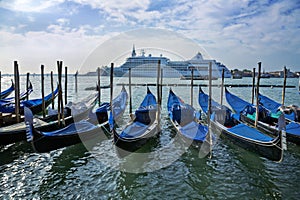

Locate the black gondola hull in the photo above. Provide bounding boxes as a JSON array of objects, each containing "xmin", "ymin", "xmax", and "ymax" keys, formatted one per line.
[
  {"xmin": 240, "ymin": 114, "xmax": 300, "ymax": 145},
  {"xmin": 0, "ymin": 115, "xmax": 75, "ymax": 145},
  {"xmin": 31, "ymin": 123, "xmax": 109, "ymax": 153},
  {"xmin": 113, "ymin": 121, "xmax": 160, "ymax": 157},
  {"xmin": 0, "ymin": 104, "xmax": 95, "ymax": 145},
  {"xmin": 210, "ymin": 120, "xmax": 283, "ymax": 162},
  {"xmin": 0, "ymin": 129, "xmax": 25, "ymax": 145},
  {"xmin": 25, "ymin": 97, "xmax": 54, "ymax": 115}
]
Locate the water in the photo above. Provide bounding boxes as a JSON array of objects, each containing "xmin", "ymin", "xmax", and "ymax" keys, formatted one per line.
[{"xmin": 1, "ymin": 76, "xmax": 300, "ymax": 199}]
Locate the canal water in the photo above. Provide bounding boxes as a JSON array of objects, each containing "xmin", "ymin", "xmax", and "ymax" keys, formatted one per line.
[{"xmin": 0, "ymin": 75, "xmax": 299, "ymax": 199}]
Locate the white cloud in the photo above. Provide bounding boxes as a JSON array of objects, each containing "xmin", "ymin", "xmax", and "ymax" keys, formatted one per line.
[
  {"xmin": 79, "ymin": 28, "xmax": 208, "ymax": 74},
  {"xmin": 0, "ymin": 0, "xmax": 65, "ymax": 12},
  {"xmin": 71, "ymin": 0, "xmax": 151, "ymax": 23},
  {"xmin": 169, "ymin": 0, "xmax": 300, "ymax": 69},
  {"xmin": 0, "ymin": 25, "xmax": 111, "ymax": 74},
  {"xmin": 73, "ymin": 0, "xmax": 149, "ymax": 11},
  {"xmin": 57, "ymin": 18, "xmax": 70, "ymax": 25}
]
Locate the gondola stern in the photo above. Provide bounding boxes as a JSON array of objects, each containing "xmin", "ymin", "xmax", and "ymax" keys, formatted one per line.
[
  {"xmin": 24, "ymin": 106, "xmax": 34, "ymax": 142},
  {"xmin": 146, "ymin": 86, "xmax": 151, "ymax": 94},
  {"xmin": 198, "ymin": 86, "xmax": 204, "ymax": 94},
  {"xmin": 224, "ymin": 87, "xmax": 229, "ymax": 93},
  {"xmin": 277, "ymin": 130, "xmax": 286, "ymax": 162}
]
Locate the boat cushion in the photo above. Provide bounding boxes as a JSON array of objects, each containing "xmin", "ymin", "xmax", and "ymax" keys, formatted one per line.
[
  {"xmin": 171, "ymin": 104, "xmax": 195, "ymax": 126},
  {"xmin": 119, "ymin": 121, "xmax": 149, "ymax": 138},
  {"xmin": 179, "ymin": 121, "xmax": 208, "ymax": 142},
  {"xmin": 228, "ymin": 123, "xmax": 273, "ymax": 142},
  {"xmin": 171, "ymin": 104, "xmax": 181, "ymax": 123},
  {"xmin": 242, "ymin": 105, "xmax": 256, "ymax": 115},
  {"xmin": 286, "ymin": 122, "xmax": 300, "ymax": 136},
  {"xmin": 96, "ymin": 103, "xmax": 109, "ymax": 123},
  {"xmin": 135, "ymin": 106, "xmax": 156, "ymax": 125},
  {"xmin": 43, "ymin": 120, "xmax": 97, "ymax": 136},
  {"xmin": 270, "ymin": 111, "xmax": 282, "ymax": 119}
]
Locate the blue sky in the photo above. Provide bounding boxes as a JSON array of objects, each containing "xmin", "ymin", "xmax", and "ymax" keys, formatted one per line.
[{"xmin": 0, "ymin": 0, "xmax": 299, "ymax": 74}]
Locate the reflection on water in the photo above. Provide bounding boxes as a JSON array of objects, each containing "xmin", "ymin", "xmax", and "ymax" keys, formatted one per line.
[{"xmin": 0, "ymin": 76, "xmax": 300, "ymax": 199}]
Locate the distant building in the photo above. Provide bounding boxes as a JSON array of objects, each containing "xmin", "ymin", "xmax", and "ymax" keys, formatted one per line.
[
  {"xmin": 83, "ymin": 67, "xmax": 109, "ymax": 76},
  {"xmin": 279, "ymin": 68, "xmax": 298, "ymax": 78}
]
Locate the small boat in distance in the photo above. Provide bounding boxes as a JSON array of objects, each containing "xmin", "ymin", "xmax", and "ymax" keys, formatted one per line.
[
  {"xmin": 261, "ymin": 73, "xmax": 271, "ymax": 78},
  {"xmin": 232, "ymin": 73, "xmax": 243, "ymax": 79},
  {"xmin": 180, "ymin": 75, "xmax": 218, "ymax": 80}
]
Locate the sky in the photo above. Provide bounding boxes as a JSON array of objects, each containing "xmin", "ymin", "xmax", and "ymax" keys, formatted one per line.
[{"xmin": 0, "ymin": 0, "xmax": 299, "ymax": 74}]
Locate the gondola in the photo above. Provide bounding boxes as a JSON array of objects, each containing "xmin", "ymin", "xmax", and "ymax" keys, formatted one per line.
[
  {"xmin": 0, "ymin": 86, "xmax": 58, "ymax": 114},
  {"xmin": 0, "ymin": 81, "xmax": 14, "ymax": 99},
  {"xmin": 0, "ymin": 82, "xmax": 33, "ymax": 105},
  {"xmin": 25, "ymin": 87, "xmax": 128, "ymax": 153},
  {"xmin": 258, "ymin": 92, "xmax": 298, "ymax": 122},
  {"xmin": 167, "ymin": 89, "xmax": 209, "ymax": 147},
  {"xmin": 225, "ymin": 88, "xmax": 300, "ymax": 145},
  {"xmin": 108, "ymin": 86, "xmax": 128, "ymax": 123},
  {"xmin": 25, "ymin": 108, "xmax": 108, "ymax": 153},
  {"xmin": 199, "ymin": 87, "xmax": 284, "ymax": 162},
  {"xmin": 0, "ymin": 92, "xmax": 98, "ymax": 145},
  {"xmin": 113, "ymin": 87, "xmax": 160, "ymax": 155}
]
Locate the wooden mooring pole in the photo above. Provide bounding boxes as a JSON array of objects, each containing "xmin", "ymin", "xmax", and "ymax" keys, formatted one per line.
[
  {"xmin": 157, "ymin": 60, "xmax": 161, "ymax": 106},
  {"xmin": 57, "ymin": 61, "xmax": 64, "ymax": 126},
  {"xmin": 65, "ymin": 66, "xmax": 68, "ymax": 105},
  {"xmin": 208, "ymin": 62, "xmax": 213, "ymax": 158},
  {"xmin": 220, "ymin": 69, "xmax": 225, "ymax": 105},
  {"xmin": 156, "ymin": 60, "xmax": 161, "ymax": 123},
  {"xmin": 251, "ymin": 67, "xmax": 256, "ymax": 105},
  {"xmin": 255, "ymin": 62, "xmax": 261, "ymax": 127},
  {"xmin": 97, "ymin": 67, "xmax": 101, "ymax": 106},
  {"xmin": 57, "ymin": 63, "xmax": 61, "ymax": 126},
  {"xmin": 110, "ymin": 63, "xmax": 114, "ymax": 128},
  {"xmin": 160, "ymin": 68, "xmax": 163, "ymax": 107},
  {"xmin": 128, "ymin": 68, "xmax": 132, "ymax": 116},
  {"xmin": 14, "ymin": 61, "xmax": 20, "ymax": 122},
  {"xmin": 50, "ymin": 71, "xmax": 54, "ymax": 109},
  {"xmin": 75, "ymin": 70, "xmax": 78, "ymax": 93},
  {"xmin": 190, "ymin": 68, "xmax": 194, "ymax": 107},
  {"xmin": 26, "ymin": 72, "xmax": 30, "ymax": 100},
  {"xmin": 41, "ymin": 65, "xmax": 45, "ymax": 118},
  {"xmin": 281, "ymin": 66, "xmax": 287, "ymax": 105},
  {"xmin": 60, "ymin": 65, "xmax": 65, "ymax": 125}
]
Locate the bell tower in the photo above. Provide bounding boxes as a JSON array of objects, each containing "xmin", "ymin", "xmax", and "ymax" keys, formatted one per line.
[{"xmin": 132, "ymin": 44, "xmax": 136, "ymax": 57}]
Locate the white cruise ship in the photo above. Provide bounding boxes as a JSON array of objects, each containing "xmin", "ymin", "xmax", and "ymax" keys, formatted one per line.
[{"xmin": 113, "ymin": 46, "xmax": 232, "ymax": 78}]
